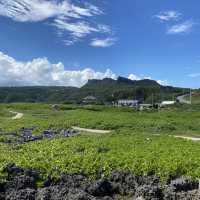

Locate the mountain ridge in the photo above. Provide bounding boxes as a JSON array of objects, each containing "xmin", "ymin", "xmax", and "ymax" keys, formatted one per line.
[
  {"xmin": 0, "ymin": 76, "xmax": 188, "ymax": 103},
  {"xmin": 85, "ymin": 77, "xmax": 161, "ymax": 86}
]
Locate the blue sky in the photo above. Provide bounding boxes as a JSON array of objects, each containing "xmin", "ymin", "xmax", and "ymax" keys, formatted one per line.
[{"xmin": 0, "ymin": 0, "xmax": 199, "ymax": 88}]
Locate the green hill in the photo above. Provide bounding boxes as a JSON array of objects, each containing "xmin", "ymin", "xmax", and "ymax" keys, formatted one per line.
[
  {"xmin": 0, "ymin": 77, "xmax": 188, "ymax": 103},
  {"xmin": 0, "ymin": 86, "xmax": 78, "ymax": 103},
  {"xmin": 78, "ymin": 77, "xmax": 187, "ymax": 103}
]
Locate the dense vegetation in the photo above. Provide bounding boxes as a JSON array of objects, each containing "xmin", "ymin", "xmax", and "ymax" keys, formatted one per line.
[
  {"xmin": 0, "ymin": 77, "xmax": 188, "ymax": 103},
  {"xmin": 2, "ymin": 133, "xmax": 200, "ymax": 182},
  {"xmin": 0, "ymin": 103, "xmax": 200, "ymax": 135},
  {"xmin": 0, "ymin": 86, "xmax": 78, "ymax": 103},
  {"xmin": 0, "ymin": 103, "xmax": 200, "ymax": 183}
]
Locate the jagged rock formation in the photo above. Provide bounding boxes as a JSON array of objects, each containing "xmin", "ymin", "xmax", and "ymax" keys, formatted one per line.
[{"xmin": 0, "ymin": 164, "xmax": 199, "ymax": 200}]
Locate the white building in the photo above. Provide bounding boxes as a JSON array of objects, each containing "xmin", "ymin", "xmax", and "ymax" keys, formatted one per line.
[
  {"xmin": 82, "ymin": 96, "xmax": 97, "ymax": 104},
  {"xmin": 117, "ymin": 100, "xmax": 139, "ymax": 107},
  {"xmin": 161, "ymin": 101, "xmax": 175, "ymax": 106}
]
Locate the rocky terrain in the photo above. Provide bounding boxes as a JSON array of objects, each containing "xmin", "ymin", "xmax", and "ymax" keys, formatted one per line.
[
  {"xmin": 0, "ymin": 163, "xmax": 199, "ymax": 200},
  {"xmin": 1, "ymin": 127, "xmax": 79, "ymax": 144}
]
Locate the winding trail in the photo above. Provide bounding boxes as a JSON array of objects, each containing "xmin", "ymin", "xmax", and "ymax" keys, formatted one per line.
[
  {"xmin": 71, "ymin": 127, "xmax": 200, "ymax": 141},
  {"xmin": 153, "ymin": 134, "xmax": 200, "ymax": 142},
  {"xmin": 177, "ymin": 93, "xmax": 191, "ymax": 104},
  {"xmin": 72, "ymin": 126, "xmax": 111, "ymax": 134},
  {"xmin": 174, "ymin": 135, "xmax": 200, "ymax": 142},
  {"xmin": 9, "ymin": 111, "xmax": 24, "ymax": 120},
  {"xmin": 7, "ymin": 111, "xmax": 200, "ymax": 141}
]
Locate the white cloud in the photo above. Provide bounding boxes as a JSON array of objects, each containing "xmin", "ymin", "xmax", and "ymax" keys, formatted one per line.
[
  {"xmin": 128, "ymin": 74, "xmax": 168, "ymax": 86},
  {"xmin": 53, "ymin": 20, "xmax": 97, "ymax": 38},
  {"xmin": 0, "ymin": 0, "xmax": 101, "ymax": 22},
  {"xmin": 63, "ymin": 39, "xmax": 77, "ymax": 46},
  {"xmin": 143, "ymin": 76, "xmax": 152, "ymax": 80},
  {"xmin": 90, "ymin": 38, "xmax": 117, "ymax": 47},
  {"xmin": 154, "ymin": 10, "xmax": 182, "ymax": 21},
  {"xmin": 53, "ymin": 20, "xmax": 111, "ymax": 39},
  {"xmin": 157, "ymin": 80, "xmax": 169, "ymax": 86},
  {"xmin": 0, "ymin": 0, "xmax": 113, "ymax": 45},
  {"xmin": 188, "ymin": 73, "xmax": 200, "ymax": 78},
  {"xmin": 167, "ymin": 20, "xmax": 195, "ymax": 34},
  {"xmin": 0, "ymin": 52, "xmax": 169, "ymax": 87},
  {"xmin": 0, "ymin": 52, "xmax": 117, "ymax": 87},
  {"xmin": 97, "ymin": 25, "xmax": 112, "ymax": 34},
  {"xmin": 128, "ymin": 74, "xmax": 141, "ymax": 81}
]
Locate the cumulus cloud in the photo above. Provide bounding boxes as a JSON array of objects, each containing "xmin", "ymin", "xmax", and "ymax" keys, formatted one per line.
[
  {"xmin": 0, "ymin": 52, "xmax": 169, "ymax": 87},
  {"xmin": 0, "ymin": 52, "xmax": 117, "ymax": 87},
  {"xmin": 157, "ymin": 80, "xmax": 169, "ymax": 86},
  {"xmin": 128, "ymin": 74, "xmax": 168, "ymax": 86},
  {"xmin": 154, "ymin": 10, "xmax": 182, "ymax": 22},
  {"xmin": 128, "ymin": 74, "xmax": 141, "ymax": 81},
  {"xmin": 0, "ymin": 0, "xmax": 114, "ymax": 45},
  {"xmin": 90, "ymin": 37, "xmax": 117, "ymax": 47},
  {"xmin": 167, "ymin": 20, "xmax": 195, "ymax": 34}
]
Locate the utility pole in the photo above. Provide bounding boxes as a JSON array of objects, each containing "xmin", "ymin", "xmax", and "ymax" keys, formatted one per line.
[
  {"xmin": 190, "ymin": 89, "xmax": 192, "ymax": 104},
  {"xmin": 134, "ymin": 90, "xmax": 136, "ymax": 101},
  {"xmin": 152, "ymin": 93, "xmax": 154, "ymax": 105}
]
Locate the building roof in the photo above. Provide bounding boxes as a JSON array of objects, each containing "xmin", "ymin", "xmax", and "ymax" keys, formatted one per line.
[
  {"xmin": 161, "ymin": 101, "xmax": 175, "ymax": 105},
  {"xmin": 83, "ymin": 96, "xmax": 97, "ymax": 100},
  {"xmin": 118, "ymin": 100, "xmax": 139, "ymax": 103}
]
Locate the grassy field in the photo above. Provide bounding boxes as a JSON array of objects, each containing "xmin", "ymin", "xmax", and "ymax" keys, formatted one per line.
[{"xmin": 0, "ymin": 103, "xmax": 200, "ymax": 183}]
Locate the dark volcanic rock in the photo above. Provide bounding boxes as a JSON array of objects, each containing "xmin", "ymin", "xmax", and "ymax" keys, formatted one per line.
[
  {"xmin": 59, "ymin": 173, "xmax": 89, "ymax": 189},
  {"xmin": 137, "ymin": 175, "xmax": 160, "ymax": 186},
  {"xmin": 66, "ymin": 188, "xmax": 96, "ymax": 200},
  {"xmin": 0, "ymin": 182, "xmax": 5, "ymax": 193},
  {"xmin": 108, "ymin": 171, "xmax": 137, "ymax": 196},
  {"xmin": 163, "ymin": 186, "xmax": 199, "ymax": 200},
  {"xmin": 3, "ymin": 163, "xmax": 24, "ymax": 177},
  {"xmin": 1, "ymin": 164, "xmax": 200, "ymax": 200},
  {"xmin": 0, "ymin": 182, "xmax": 5, "ymax": 200},
  {"xmin": 3, "ymin": 163, "xmax": 38, "ymax": 200},
  {"xmin": 5, "ymin": 188, "xmax": 36, "ymax": 200},
  {"xmin": 6, "ymin": 173, "xmax": 37, "ymax": 191},
  {"xmin": 2, "ymin": 128, "xmax": 80, "ymax": 144},
  {"xmin": 170, "ymin": 177, "xmax": 199, "ymax": 192},
  {"xmin": 86, "ymin": 178, "xmax": 113, "ymax": 197},
  {"xmin": 36, "ymin": 186, "xmax": 97, "ymax": 200},
  {"xmin": 4, "ymin": 163, "xmax": 37, "ymax": 181},
  {"xmin": 36, "ymin": 186, "xmax": 68, "ymax": 200},
  {"xmin": 135, "ymin": 184, "xmax": 164, "ymax": 200},
  {"xmin": 134, "ymin": 174, "xmax": 163, "ymax": 199}
]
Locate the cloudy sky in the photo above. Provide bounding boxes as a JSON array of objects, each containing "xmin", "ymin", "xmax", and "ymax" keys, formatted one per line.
[{"xmin": 0, "ymin": 0, "xmax": 199, "ymax": 88}]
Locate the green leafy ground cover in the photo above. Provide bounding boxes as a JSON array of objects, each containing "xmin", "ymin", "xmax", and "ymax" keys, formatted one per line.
[{"xmin": 0, "ymin": 103, "xmax": 200, "ymax": 183}]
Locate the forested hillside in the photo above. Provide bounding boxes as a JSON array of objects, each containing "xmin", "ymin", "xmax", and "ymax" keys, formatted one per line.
[{"xmin": 0, "ymin": 77, "xmax": 188, "ymax": 103}]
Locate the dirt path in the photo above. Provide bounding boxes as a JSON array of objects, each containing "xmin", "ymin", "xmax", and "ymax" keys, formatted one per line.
[
  {"xmin": 72, "ymin": 126, "xmax": 111, "ymax": 134},
  {"xmin": 174, "ymin": 135, "xmax": 200, "ymax": 142},
  {"xmin": 154, "ymin": 134, "xmax": 200, "ymax": 142},
  {"xmin": 177, "ymin": 93, "xmax": 191, "ymax": 104},
  {"xmin": 153, "ymin": 134, "xmax": 200, "ymax": 142},
  {"xmin": 9, "ymin": 111, "xmax": 24, "ymax": 120}
]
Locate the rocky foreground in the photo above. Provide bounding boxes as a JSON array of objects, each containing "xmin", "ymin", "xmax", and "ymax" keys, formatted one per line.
[
  {"xmin": 0, "ymin": 164, "xmax": 199, "ymax": 200},
  {"xmin": 2, "ymin": 127, "xmax": 79, "ymax": 144}
]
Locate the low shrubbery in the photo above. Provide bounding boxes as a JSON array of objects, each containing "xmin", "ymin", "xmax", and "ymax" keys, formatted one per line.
[{"xmin": 0, "ymin": 103, "xmax": 200, "ymax": 183}]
